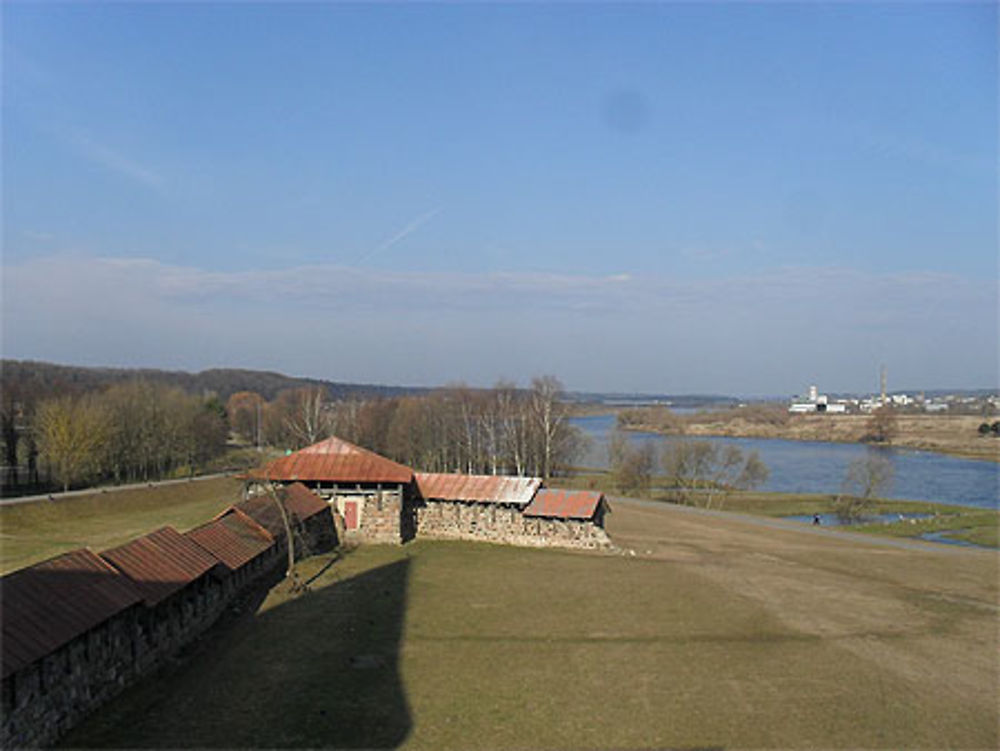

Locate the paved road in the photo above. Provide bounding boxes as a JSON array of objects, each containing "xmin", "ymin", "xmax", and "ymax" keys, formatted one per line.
[
  {"xmin": 607, "ymin": 494, "xmax": 990, "ymax": 555},
  {"xmin": 0, "ymin": 472, "xmax": 237, "ymax": 506}
]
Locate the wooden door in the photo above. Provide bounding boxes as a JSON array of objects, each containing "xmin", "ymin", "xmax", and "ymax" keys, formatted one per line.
[{"xmin": 344, "ymin": 500, "xmax": 359, "ymax": 530}]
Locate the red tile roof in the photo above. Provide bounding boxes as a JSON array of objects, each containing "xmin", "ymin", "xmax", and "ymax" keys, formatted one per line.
[
  {"xmin": 523, "ymin": 489, "xmax": 607, "ymax": 520},
  {"xmin": 415, "ymin": 473, "xmax": 541, "ymax": 505},
  {"xmin": 186, "ymin": 511, "xmax": 274, "ymax": 572},
  {"xmin": 2, "ymin": 549, "xmax": 143, "ymax": 679},
  {"xmin": 282, "ymin": 482, "xmax": 330, "ymax": 521},
  {"xmin": 250, "ymin": 436, "xmax": 413, "ymax": 485},
  {"xmin": 100, "ymin": 527, "xmax": 221, "ymax": 606}
]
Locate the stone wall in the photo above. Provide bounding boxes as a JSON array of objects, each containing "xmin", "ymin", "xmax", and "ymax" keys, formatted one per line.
[
  {"xmin": 1, "ymin": 540, "xmax": 286, "ymax": 747},
  {"xmin": 2, "ymin": 606, "xmax": 141, "ymax": 749},
  {"xmin": 326, "ymin": 486, "xmax": 411, "ymax": 544},
  {"xmin": 295, "ymin": 511, "xmax": 338, "ymax": 556},
  {"xmin": 414, "ymin": 500, "xmax": 611, "ymax": 550}
]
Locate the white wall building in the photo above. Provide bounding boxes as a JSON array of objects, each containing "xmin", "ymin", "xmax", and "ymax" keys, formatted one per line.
[{"xmin": 789, "ymin": 385, "xmax": 847, "ymax": 414}]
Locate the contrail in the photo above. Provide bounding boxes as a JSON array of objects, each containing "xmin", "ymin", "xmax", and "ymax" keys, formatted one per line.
[{"xmin": 354, "ymin": 206, "xmax": 443, "ymax": 265}]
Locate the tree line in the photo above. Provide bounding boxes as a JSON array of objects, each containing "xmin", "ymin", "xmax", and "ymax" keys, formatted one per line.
[
  {"xmin": 1, "ymin": 359, "xmax": 426, "ymax": 402},
  {"xmin": 607, "ymin": 428, "xmax": 769, "ymax": 509},
  {"xmin": 227, "ymin": 376, "xmax": 585, "ymax": 479},
  {"xmin": 1, "ymin": 371, "xmax": 585, "ymax": 494},
  {"xmin": 10, "ymin": 381, "xmax": 229, "ymax": 492}
]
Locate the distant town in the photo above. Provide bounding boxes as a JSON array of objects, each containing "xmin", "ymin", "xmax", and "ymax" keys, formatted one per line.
[
  {"xmin": 786, "ymin": 385, "xmax": 1000, "ymax": 415},
  {"xmin": 572, "ymin": 387, "xmax": 999, "ymax": 416}
]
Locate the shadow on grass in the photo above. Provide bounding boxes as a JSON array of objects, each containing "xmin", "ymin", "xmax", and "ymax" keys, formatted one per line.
[{"xmin": 61, "ymin": 557, "xmax": 412, "ymax": 749}]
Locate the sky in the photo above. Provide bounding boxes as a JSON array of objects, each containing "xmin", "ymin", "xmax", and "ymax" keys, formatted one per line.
[{"xmin": 2, "ymin": 2, "xmax": 997, "ymax": 396}]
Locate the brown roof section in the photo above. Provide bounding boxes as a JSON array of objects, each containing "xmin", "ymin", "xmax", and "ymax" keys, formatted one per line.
[
  {"xmin": 234, "ymin": 494, "xmax": 288, "ymax": 541},
  {"xmin": 523, "ymin": 489, "xmax": 608, "ymax": 520},
  {"xmin": 2, "ymin": 549, "xmax": 143, "ymax": 679},
  {"xmin": 415, "ymin": 473, "xmax": 541, "ymax": 505},
  {"xmin": 232, "ymin": 483, "xmax": 329, "ymax": 541},
  {"xmin": 186, "ymin": 510, "xmax": 274, "ymax": 572},
  {"xmin": 100, "ymin": 527, "xmax": 221, "ymax": 607},
  {"xmin": 250, "ymin": 436, "xmax": 413, "ymax": 485},
  {"xmin": 282, "ymin": 482, "xmax": 329, "ymax": 521}
]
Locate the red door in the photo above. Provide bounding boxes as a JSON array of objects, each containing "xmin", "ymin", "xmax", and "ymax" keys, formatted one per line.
[{"xmin": 344, "ymin": 500, "xmax": 358, "ymax": 531}]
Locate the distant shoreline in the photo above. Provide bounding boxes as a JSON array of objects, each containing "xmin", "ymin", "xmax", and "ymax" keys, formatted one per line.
[{"xmin": 617, "ymin": 413, "xmax": 999, "ymax": 464}]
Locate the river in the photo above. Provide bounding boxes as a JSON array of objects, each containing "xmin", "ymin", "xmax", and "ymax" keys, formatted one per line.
[{"xmin": 570, "ymin": 415, "xmax": 999, "ymax": 510}]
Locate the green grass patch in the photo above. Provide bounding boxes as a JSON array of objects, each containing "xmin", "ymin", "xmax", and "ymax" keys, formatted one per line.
[
  {"xmin": 850, "ymin": 509, "xmax": 999, "ymax": 548},
  {"xmin": 0, "ymin": 476, "xmax": 244, "ymax": 573}
]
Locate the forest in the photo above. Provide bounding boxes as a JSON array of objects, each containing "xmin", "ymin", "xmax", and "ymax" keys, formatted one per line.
[{"xmin": 1, "ymin": 362, "xmax": 582, "ymax": 494}]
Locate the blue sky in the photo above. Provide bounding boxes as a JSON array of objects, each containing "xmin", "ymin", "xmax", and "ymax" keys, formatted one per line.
[{"xmin": 3, "ymin": 3, "xmax": 996, "ymax": 395}]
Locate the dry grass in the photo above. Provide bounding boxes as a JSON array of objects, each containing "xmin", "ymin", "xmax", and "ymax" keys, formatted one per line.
[
  {"xmin": 626, "ymin": 410, "xmax": 1000, "ymax": 462},
  {"xmin": 0, "ymin": 477, "xmax": 244, "ymax": 573},
  {"xmin": 62, "ymin": 500, "xmax": 998, "ymax": 750}
]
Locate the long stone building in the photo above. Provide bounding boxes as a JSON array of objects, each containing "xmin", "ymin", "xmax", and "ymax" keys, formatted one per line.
[{"xmin": 246, "ymin": 436, "xmax": 611, "ymax": 549}]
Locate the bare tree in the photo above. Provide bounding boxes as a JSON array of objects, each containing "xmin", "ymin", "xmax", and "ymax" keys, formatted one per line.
[
  {"xmin": 529, "ymin": 375, "xmax": 568, "ymax": 479},
  {"xmin": 276, "ymin": 387, "xmax": 331, "ymax": 448},
  {"xmin": 609, "ymin": 430, "xmax": 657, "ymax": 495},
  {"xmin": 262, "ymin": 478, "xmax": 304, "ymax": 592},
  {"xmin": 35, "ymin": 395, "xmax": 109, "ymax": 492},
  {"xmin": 495, "ymin": 380, "xmax": 526, "ymax": 475},
  {"xmin": 834, "ymin": 452, "xmax": 895, "ymax": 520},
  {"xmin": 227, "ymin": 391, "xmax": 266, "ymax": 446},
  {"xmin": 662, "ymin": 439, "xmax": 769, "ymax": 508},
  {"xmin": 864, "ymin": 406, "xmax": 898, "ymax": 444}
]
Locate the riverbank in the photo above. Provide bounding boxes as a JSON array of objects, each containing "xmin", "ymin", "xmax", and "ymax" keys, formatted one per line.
[
  {"xmin": 557, "ymin": 472, "xmax": 998, "ymax": 548},
  {"xmin": 618, "ymin": 410, "xmax": 999, "ymax": 463}
]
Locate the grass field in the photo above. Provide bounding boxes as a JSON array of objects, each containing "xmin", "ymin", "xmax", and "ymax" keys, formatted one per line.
[
  {"xmin": 0, "ymin": 476, "xmax": 244, "ymax": 573},
  {"xmin": 60, "ymin": 499, "xmax": 998, "ymax": 750}
]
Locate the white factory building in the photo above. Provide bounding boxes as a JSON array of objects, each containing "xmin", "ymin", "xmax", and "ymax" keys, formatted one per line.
[{"xmin": 789, "ymin": 385, "xmax": 848, "ymax": 414}]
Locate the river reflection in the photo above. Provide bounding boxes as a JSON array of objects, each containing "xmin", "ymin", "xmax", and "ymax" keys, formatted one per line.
[{"xmin": 570, "ymin": 415, "xmax": 999, "ymax": 510}]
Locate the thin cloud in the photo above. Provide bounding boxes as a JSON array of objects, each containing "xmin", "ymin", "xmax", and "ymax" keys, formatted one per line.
[
  {"xmin": 70, "ymin": 132, "xmax": 164, "ymax": 190},
  {"xmin": 354, "ymin": 207, "xmax": 443, "ymax": 265},
  {"xmin": 3, "ymin": 254, "xmax": 995, "ymax": 393}
]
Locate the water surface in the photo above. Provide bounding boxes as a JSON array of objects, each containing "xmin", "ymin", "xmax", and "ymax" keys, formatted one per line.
[{"xmin": 571, "ymin": 415, "xmax": 999, "ymax": 510}]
